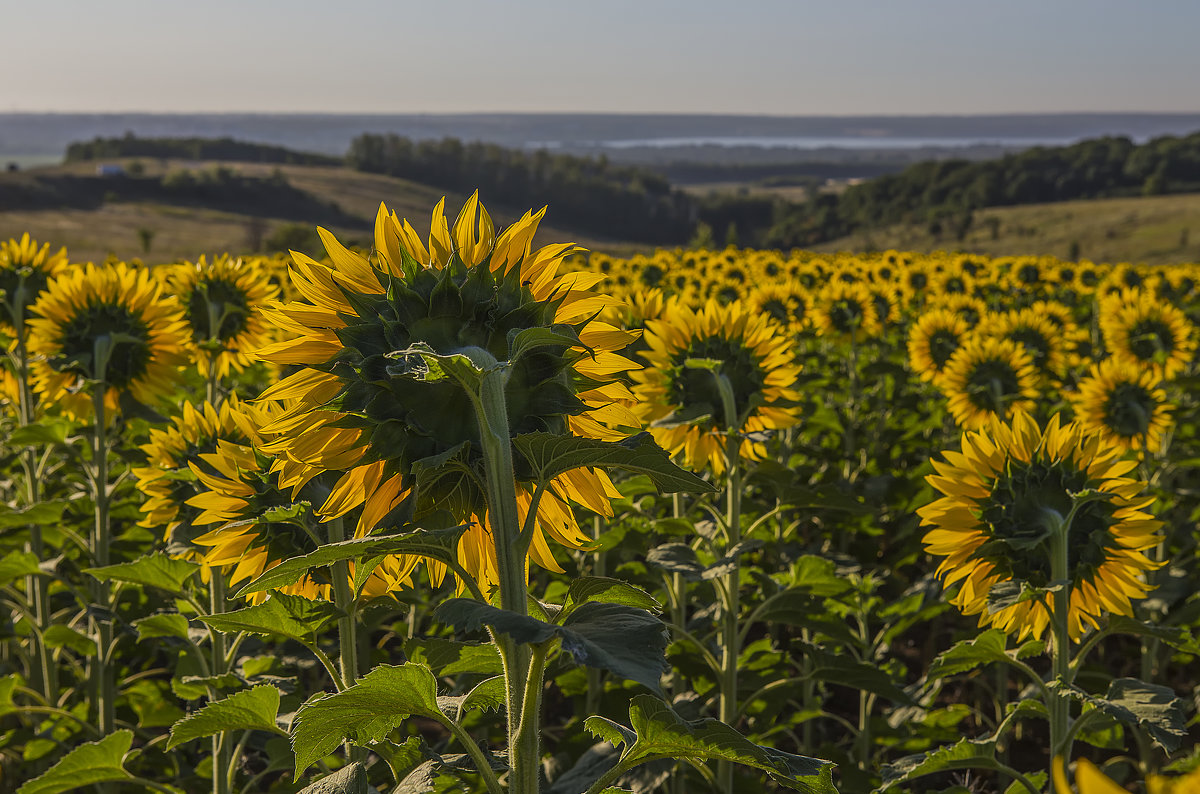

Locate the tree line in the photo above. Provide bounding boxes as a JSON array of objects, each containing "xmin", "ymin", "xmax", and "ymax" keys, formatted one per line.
[
  {"xmin": 65, "ymin": 134, "xmax": 341, "ymax": 166},
  {"xmin": 347, "ymin": 134, "xmax": 695, "ymax": 244}
]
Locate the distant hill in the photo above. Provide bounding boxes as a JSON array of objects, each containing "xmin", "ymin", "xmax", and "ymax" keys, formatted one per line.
[{"xmin": 65, "ymin": 135, "xmax": 340, "ymax": 166}]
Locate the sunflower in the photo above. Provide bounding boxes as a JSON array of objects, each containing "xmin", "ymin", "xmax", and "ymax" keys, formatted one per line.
[
  {"xmin": 631, "ymin": 298, "xmax": 801, "ymax": 475},
  {"xmin": 920, "ymin": 411, "xmax": 1161, "ymax": 641},
  {"xmin": 938, "ymin": 336, "xmax": 1040, "ymax": 430},
  {"xmin": 747, "ymin": 280, "xmax": 811, "ymax": 335},
  {"xmin": 183, "ymin": 399, "xmax": 418, "ymax": 603},
  {"xmin": 979, "ymin": 308, "xmax": 1071, "ymax": 380},
  {"xmin": 811, "ymin": 281, "xmax": 882, "ymax": 340},
  {"xmin": 0, "ymin": 234, "xmax": 72, "ymax": 336},
  {"xmin": 26, "ymin": 262, "xmax": 188, "ymax": 419},
  {"xmin": 1071, "ymin": 357, "xmax": 1173, "ymax": 455},
  {"xmin": 168, "ymin": 254, "xmax": 279, "ymax": 380},
  {"xmin": 1100, "ymin": 291, "xmax": 1196, "ymax": 381},
  {"xmin": 253, "ymin": 194, "xmax": 639, "ymax": 593},
  {"xmin": 1054, "ymin": 756, "xmax": 1200, "ymax": 793},
  {"xmin": 133, "ymin": 398, "xmax": 249, "ymax": 555},
  {"xmin": 908, "ymin": 309, "xmax": 970, "ymax": 384}
]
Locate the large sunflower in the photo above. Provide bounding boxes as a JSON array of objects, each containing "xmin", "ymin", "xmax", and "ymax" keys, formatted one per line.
[
  {"xmin": 1099, "ymin": 291, "xmax": 1195, "ymax": 381},
  {"xmin": 919, "ymin": 411, "xmax": 1161, "ymax": 641},
  {"xmin": 630, "ymin": 298, "xmax": 801, "ymax": 475},
  {"xmin": 254, "ymin": 195, "xmax": 639, "ymax": 592},
  {"xmin": 938, "ymin": 336, "xmax": 1040, "ymax": 430},
  {"xmin": 167, "ymin": 254, "xmax": 278, "ymax": 380},
  {"xmin": 1070, "ymin": 357, "xmax": 1173, "ymax": 455},
  {"xmin": 0, "ymin": 234, "xmax": 72, "ymax": 336},
  {"xmin": 26, "ymin": 262, "xmax": 188, "ymax": 419}
]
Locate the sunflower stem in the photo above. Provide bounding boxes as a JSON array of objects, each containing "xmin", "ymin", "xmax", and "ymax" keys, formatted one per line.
[
  {"xmin": 712, "ymin": 371, "xmax": 742, "ymax": 794},
  {"xmin": 465, "ymin": 355, "xmax": 539, "ymax": 794},
  {"xmin": 12, "ymin": 299, "xmax": 57, "ymax": 705},
  {"xmin": 210, "ymin": 574, "xmax": 232, "ymax": 794},
  {"xmin": 88, "ymin": 380, "xmax": 116, "ymax": 738},
  {"xmin": 585, "ymin": 514, "xmax": 606, "ymax": 718},
  {"xmin": 1046, "ymin": 509, "xmax": 1073, "ymax": 772},
  {"xmin": 327, "ymin": 515, "xmax": 364, "ymax": 763}
]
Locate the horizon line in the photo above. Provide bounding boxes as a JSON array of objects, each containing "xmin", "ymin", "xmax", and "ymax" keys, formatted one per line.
[{"xmin": 5, "ymin": 109, "xmax": 1200, "ymax": 118}]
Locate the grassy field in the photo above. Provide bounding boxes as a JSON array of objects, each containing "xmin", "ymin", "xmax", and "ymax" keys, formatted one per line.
[
  {"xmin": 814, "ymin": 192, "xmax": 1200, "ymax": 264},
  {"xmin": 0, "ymin": 159, "xmax": 644, "ymax": 263}
]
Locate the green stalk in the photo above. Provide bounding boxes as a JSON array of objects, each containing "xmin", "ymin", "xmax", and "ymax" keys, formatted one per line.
[
  {"xmin": 1046, "ymin": 510, "xmax": 1073, "ymax": 769},
  {"xmin": 12, "ymin": 298, "xmax": 56, "ymax": 704},
  {"xmin": 713, "ymin": 372, "xmax": 742, "ymax": 794},
  {"xmin": 210, "ymin": 573, "xmax": 232, "ymax": 794},
  {"xmin": 464, "ymin": 355, "xmax": 538, "ymax": 794},
  {"xmin": 327, "ymin": 515, "xmax": 364, "ymax": 764},
  {"xmin": 89, "ymin": 380, "xmax": 115, "ymax": 736},
  {"xmin": 585, "ymin": 514, "xmax": 606, "ymax": 717}
]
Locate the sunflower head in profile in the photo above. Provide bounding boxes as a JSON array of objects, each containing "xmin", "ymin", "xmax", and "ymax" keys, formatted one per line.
[
  {"xmin": 1071, "ymin": 357, "xmax": 1173, "ymax": 455},
  {"xmin": 26, "ymin": 262, "xmax": 188, "ymax": 419},
  {"xmin": 167, "ymin": 254, "xmax": 278, "ymax": 380},
  {"xmin": 812, "ymin": 281, "xmax": 882, "ymax": 341},
  {"xmin": 938, "ymin": 335, "xmax": 1040, "ymax": 430},
  {"xmin": 1100, "ymin": 290, "xmax": 1196, "ymax": 381},
  {"xmin": 908, "ymin": 308, "xmax": 970, "ymax": 384},
  {"xmin": 920, "ymin": 411, "xmax": 1161, "ymax": 641},
  {"xmin": 254, "ymin": 194, "xmax": 640, "ymax": 592},
  {"xmin": 0, "ymin": 234, "xmax": 72, "ymax": 335},
  {"xmin": 630, "ymin": 299, "xmax": 801, "ymax": 476}
]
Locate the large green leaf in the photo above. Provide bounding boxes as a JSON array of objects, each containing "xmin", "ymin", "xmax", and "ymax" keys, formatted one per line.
[
  {"xmin": 0, "ymin": 550, "xmax": 41, "ymax": 587},
  {"xmin": 436, "ymin": 598, "xmax": 669, "ymax": 693},
  {"xmin": 1106, "ymin": 615, "xmax": 1200, "ymax": 654},
  {"xmin": 235, "ymin": 527, "xmax": 466, "ymax": 597},
  {"xmin": 42, "ymin": 624, "xmax": 97, "ymax": 657},
  {"xmin": 514, "ymin": 432, "xmax": 715, "ymax": 493},
  {"xmin": 1067, "ymin": 677, "xmax": 1188, "ymax": 752},
  {"xmin": 296, "ymin": 762, "xmax": 368, "ymax": 794},
  {"xmin": 16, "ymin": 730, "xmax": 134, "ymax": 794},
  {"xmin": 586, "ymin": 696, "xmax": 835, "ymax": 793},
  {"xmin": 785, "ymin": 556, "xmax": 854, "ymax": 597},
  {"xmin": 645, "ymin": 543, "xmax": 705, "ymax": 580},
  {"xmin": 928, "ymin": 630, "xmax": 1012, "ymax": 678},
  {"xmin": 198, "ymin": 592, "xmax": 343, "ymax": 644},
  {"xmin": 8, "ymin": 420, "xmax": 71, "ymax": 447},
  {"xmin": 394, "ymin": 752, "xmax": 508, "ymax": 794},
  {"xmin": 167, "ymin": 685, "xmax": 285, "ymax": 749},
  {"xmin": 86, "ymin": 553, "xmax": 200, "ymax": 595},
  {"xmin": 804, "ymin": 647, "xmax": 912, "ymax": 705},
  {"xmin": 879, "ymin": 738, "xmax": 998, "ymax": 790},
  {"xmin": 437, "ymin": 675, "xmax": 506, "ymax": 718},
  {"xmin": 133, "ymin": 613, "xmax": 192, "ymax": 642},
  {"xmin": 562, "ymin": 577, "xmax": 661, "ymax": 617},
  {"xmin": 405, "ymin": 637, "xmax": 504, "ymax": 676},
  {"xmin": 0, "ymin": 502, "xmax": 68, "ymax": 531},
  {"xmin": 292, "ymin": 663, "xmax": 445, "ymax": 775}
]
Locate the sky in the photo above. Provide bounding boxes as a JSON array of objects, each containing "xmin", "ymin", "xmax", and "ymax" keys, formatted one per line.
[{"xmin": 6, "ymin": 0, "xmax": 1199, "ymax": 115}]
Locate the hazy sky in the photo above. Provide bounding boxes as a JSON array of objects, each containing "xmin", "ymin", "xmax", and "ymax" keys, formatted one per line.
[{"xmin": 7, "ymin": 0, "xmax": 1198, "ymax": 115}]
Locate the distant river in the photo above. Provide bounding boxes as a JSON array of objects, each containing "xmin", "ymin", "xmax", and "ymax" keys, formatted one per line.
[{"xmin": 532, "ymin": 135, "xmax": 1099, "ymax": 150}]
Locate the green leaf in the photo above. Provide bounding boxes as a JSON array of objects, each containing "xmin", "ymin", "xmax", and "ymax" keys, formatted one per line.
[
  {"xmin": 235, "ymin": 528, "xmax": 466, "ymax": 598},
  {"xmin": 296, "ymin": 762, "xmax": 368, "ymax": 794},
  {"xmin": 928, "ymin": 630, "xmax": 1012, "ymax": 679},
  {"xmin": 8, "ymin": 420, "xmax": 71, "ymax": 447},
  {"xmin": 167, "ymin": 685, "xmax": 285, "ymax": 749},
  {"xmin": 507, "ymin": 325, "xmax": 586, "ymax": 363},
  {"xmin": 86, "ymin": 552, "xmax": 200, "ymax": 595},
  {"xmin": 292, "ymin": 663, "xmax": 445, "ymax": 775},
  {"xmin": 43, "ymin": 624, "xmax": 97, "ymax": 656},
  {"xmin": 562, "ymin": 577, "xmax": 661, "ymax": 617},
  {"xmin": 436, "ymin": 599, "xmax": 670, "ymax": 693},
  {"xmin": 198, "ymin": 592, "xmax": 343, "ymax": 644},
  {"xmin": 514, "ymin": 432, "xmax": 715, "ymax": 494},
  {"xmin": 701, "ymin": 540, "xmax": 764, "ymax": 580},
  {"xmin": 752, "ymin": 591, "xmax": 857, "ymax": 645},
  {"xmin": 395, "ymin": 752, "xmax": 508, "ymax": 794},
  {"xmin": 1069, "ymin": 677, "xmax": 1188, "ymax": 752},
  {"xmin": 1004, "ymin": 772, "xmax": 1047, "ymax": 794},
  {"xmin": 133, "ymin": 613, "xmax": 191, "ymax": 642},
  {"xmin": 786, "ymin": 556, "xmax": 854, "ymax": 597},
  {"xmin": 405, "ymin": 637, "xmax": 504, "ymax": 676},
  {"xmin": 438, "ymin": 675, "xmax": 506, "ymax": 717},
  {"xmin": 646, "ymin": 543, "xmax": 705, "ymax": 580},
  {"xmin": 0, "ymin": 502, "xmax": 68, "ymax": 531},
  {"xmin": 607, "ymin": 696, "xmax": 835, "ymax": 793},
  {"xmin": 0, "ymin": 550, "xmax": 41, "ymax": 587},
  {"xmin": 805, "ymin": 647, "xmax": 912, "ymax": 704},
  {"xmin": 0, "ymin": 675, "xmax": 17, "ymax": 715},
  {"xmin": 16, "ymin": 730, "xmax": 133, "ymax": 794},
  {"xmin": 1106, "ymin": 615, "xmax": 1200, "ymax": 653},
  {"xmin": 880, "ymin": 738, "xmax": 998, "ymax": 790}
]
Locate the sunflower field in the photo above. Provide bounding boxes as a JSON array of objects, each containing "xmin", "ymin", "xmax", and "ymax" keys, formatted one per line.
[{"xmin": 1, "ymin": 193, "xmax": 1200, "ymax": 794}]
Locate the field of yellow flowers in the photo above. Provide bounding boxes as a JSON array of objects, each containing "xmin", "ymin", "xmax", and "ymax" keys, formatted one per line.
[{"xmin": 1, "ymin": 193, "xmax": 1199, "ymax": 794}]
